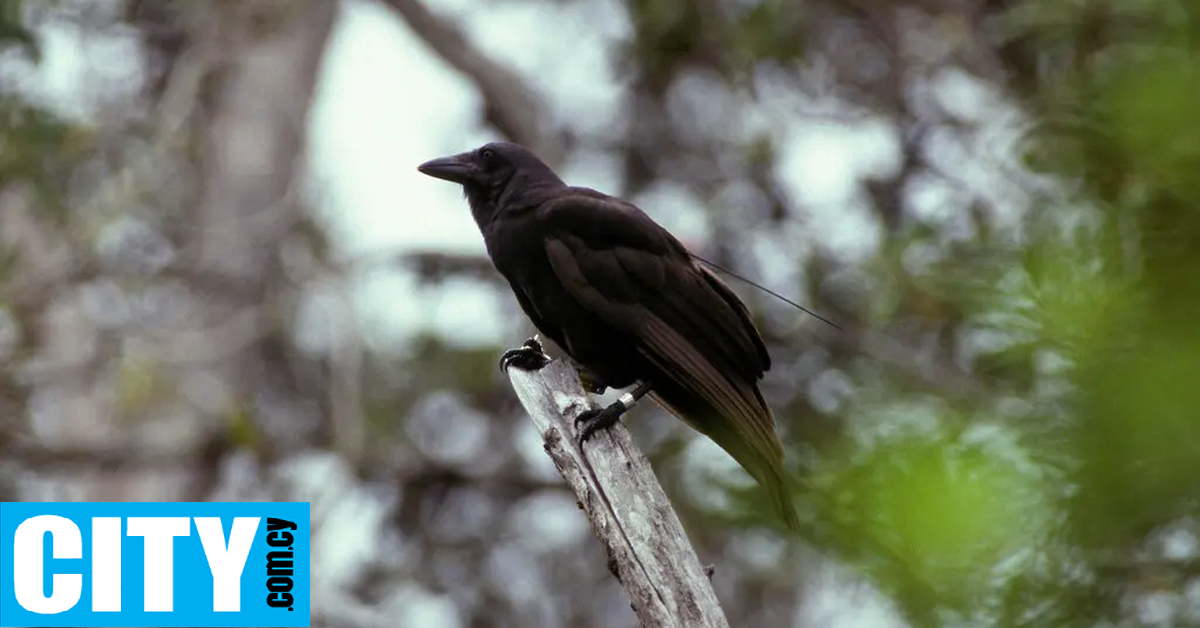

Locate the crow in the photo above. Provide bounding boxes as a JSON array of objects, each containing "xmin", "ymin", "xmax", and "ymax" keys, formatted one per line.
[{"xmin": 418, "ymin": 141, "xmax": 799, "ymax": 530}]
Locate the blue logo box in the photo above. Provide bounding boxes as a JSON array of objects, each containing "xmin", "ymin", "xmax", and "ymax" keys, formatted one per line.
[{"xmin": 0, "ymin": 502, "xmax": 310, "ymax": 627}]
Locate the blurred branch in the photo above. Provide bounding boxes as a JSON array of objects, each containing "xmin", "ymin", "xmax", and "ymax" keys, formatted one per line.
[
  {"xmin": 506, "ymin": 359, "xmax": 730, "ymax": 628},
  {"xmin": 193, "ymin": 0, "xmax": 336, "ymax": 283},
  {"xmin": 397, "ymin": 250, "xmax": 498, "ymax": 283},
  {"xmin": 300, "ymin": 248, "xmax": 502, "ymax": 284},
  {"xmin": 330, "ymin": 285, "xmax": 365, "ymax": 462},
  {"xmin": 376, "ymin": 0, "xmax": 565, "ymax": 164},
  {"xmin": 8, "ymin": 431, "xmax": 230, "ymax": 472}
]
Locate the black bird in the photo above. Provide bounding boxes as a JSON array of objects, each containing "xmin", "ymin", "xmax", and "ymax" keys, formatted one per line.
[{"xmin": 417, "ymin": 142, "xmax": 799, "ymax": 530}]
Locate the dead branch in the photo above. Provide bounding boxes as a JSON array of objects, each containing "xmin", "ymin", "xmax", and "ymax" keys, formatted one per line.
[{"xmin": 506, "ymin": 359, "xmax": 730, "ymax": 628}]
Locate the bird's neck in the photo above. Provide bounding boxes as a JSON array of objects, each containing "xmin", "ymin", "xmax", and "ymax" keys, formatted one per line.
[
  {"xmin": 466, "ymin": 173, "xmax": 565, "ymax": 231},
  {"xmin": 464, "ymin": 183, "xmax": 500, "ymax": 231}
]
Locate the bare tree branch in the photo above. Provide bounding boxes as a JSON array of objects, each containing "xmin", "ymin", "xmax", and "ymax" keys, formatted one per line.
[
  {"xmin": 507, "ymin": 359, "xmax": 730, "ymax": 628},
  {"xmin": 8, "ymin": 432, "xmax": 230, "ymax": 472}
]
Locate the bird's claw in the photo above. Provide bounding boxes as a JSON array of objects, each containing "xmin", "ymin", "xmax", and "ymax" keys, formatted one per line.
[
  {"xmin": 573, "ymin": 404, "xmax": 624, "ymax": 446},
  {"xmin": 499, "ymin": 336, "xmax": 552, "ymax": 372}
]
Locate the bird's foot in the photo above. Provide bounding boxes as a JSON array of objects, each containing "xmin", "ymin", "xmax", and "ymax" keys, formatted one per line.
[
  {"xmin": 573, "ymin": 402, "xmax": 625, "ymax": 446},
  {"xmin": 499, "ymin": 336, "xmax": 552, "ymax": 372}
]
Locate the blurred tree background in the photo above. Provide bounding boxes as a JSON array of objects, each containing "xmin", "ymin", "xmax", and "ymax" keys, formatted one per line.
[{"xmin": 2, "ymin": 0, "xmax": 1198, "ymax": 627}]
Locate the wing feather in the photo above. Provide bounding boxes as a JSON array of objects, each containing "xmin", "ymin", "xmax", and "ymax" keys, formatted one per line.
[
  {"xmin": 539, "ymin": 190, "xmax": 780, "ymax": 457},
  {"xmin": 538, "ymin": 189, "xmax": 798, "ymax": 529},
  {"xmin": 636, "ymin": 316, "xmax": 781, "ymax": 458}
]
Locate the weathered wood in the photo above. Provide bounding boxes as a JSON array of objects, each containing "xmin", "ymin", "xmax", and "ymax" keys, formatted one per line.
[{"xmin": 507, "ymin": 360, "xmax": 731, "ymax": 628}]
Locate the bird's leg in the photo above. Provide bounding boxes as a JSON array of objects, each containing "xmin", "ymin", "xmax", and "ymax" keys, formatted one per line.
[
  {"xmin": 576, "ymin": 368, "xmax": 609, "ymax": 395},
  {"xmin": 574, "ymin": 381, "xmax": 653, "ymax": 445},
  {"xmin": 499, "ymin": 335, "xmax": 552, "ymax": 372}
]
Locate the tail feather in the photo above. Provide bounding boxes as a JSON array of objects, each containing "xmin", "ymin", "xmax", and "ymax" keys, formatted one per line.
[{"xmin": 649, "ymin": 387, "xmax": 800, "ymax": 532}]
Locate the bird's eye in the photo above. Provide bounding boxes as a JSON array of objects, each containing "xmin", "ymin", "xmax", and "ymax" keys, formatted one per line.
[{"xmin": 480, "ymin": 148, "xmax": 495, "ymax": 162}]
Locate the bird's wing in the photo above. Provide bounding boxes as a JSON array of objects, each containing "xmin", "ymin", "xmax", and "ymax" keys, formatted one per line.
[
  {"xmin": 538, "ymin": 189, "xmax": 777, "ymax": 450},
  {"xmin": 508, "ymin": 278, "xmax": 560, "ymax": 344}
]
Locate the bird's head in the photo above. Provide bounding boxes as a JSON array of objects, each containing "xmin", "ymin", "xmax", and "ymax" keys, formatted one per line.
[{"xmin": 418, "ymin": 142, "xmax": 564, "ymax": 228}]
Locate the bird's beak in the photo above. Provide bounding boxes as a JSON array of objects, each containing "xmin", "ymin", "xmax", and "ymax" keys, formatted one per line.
[{"xmin": 417, "ymin": 152, "xmax": 477, "ymax": 184}]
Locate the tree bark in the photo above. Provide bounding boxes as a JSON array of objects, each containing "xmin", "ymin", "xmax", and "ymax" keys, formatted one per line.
[{"xmin": 507, "ymin": 360, "xmax": 730, "ymax": 628}]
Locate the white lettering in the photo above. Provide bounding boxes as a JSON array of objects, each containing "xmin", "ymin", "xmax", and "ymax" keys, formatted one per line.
[
  {"xmin": 126, "ymin": 517, "xmax": 190, "ymax": 612},
  {"xmin": 91, "ymin": 517, "xmax": 122, "ymax": 611},
  {"xmin": 13, "ymin": 515, "xmax": 82, "ymax": 614},
  {"xmin": 195, "ymin": 517, "xmax": 260, "ymax": 612}
]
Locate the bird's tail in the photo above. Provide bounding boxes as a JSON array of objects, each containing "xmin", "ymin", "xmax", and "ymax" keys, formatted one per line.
[{"xmin": 650, "ymin": 385, "xmax": 801, "ymax": 532}]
